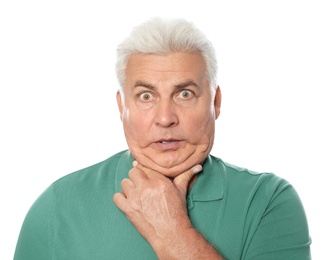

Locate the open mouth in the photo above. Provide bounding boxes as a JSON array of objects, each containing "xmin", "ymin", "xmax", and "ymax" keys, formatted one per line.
[
  {"xmin": 159, "ymin": 140, "xmax": 178, "ymax": 144},
  {"xmin": 154, "ymin": 139, "xmax": 182, "ymax": 150}
]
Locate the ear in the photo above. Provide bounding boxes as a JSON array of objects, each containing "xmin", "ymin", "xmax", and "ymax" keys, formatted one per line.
[
  {"xmin": 116, "ymin": 91, "xmax": 124, "ymax": 121},
  {"xmin": 214, "ymin": 86, "xmax": 221, "ymax": 119}
]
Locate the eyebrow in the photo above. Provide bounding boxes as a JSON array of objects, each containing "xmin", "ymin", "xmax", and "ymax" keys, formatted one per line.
[
  {"xmin": 134, "ymin": 81, "xmax": 156, "ymax": 90},
  {"xmin": 175, "ymin": 80, "xmax": 200, "ymax": 90},
  {"xmin": 134, "ymin": 80, "xmax": 200, "ymax": 90}
]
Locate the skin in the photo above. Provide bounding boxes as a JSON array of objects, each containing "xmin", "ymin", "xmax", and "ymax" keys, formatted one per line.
[
  {"xmin": 113, "ymin": 52, "xmax": 224, "ymax": 259},
  {"xmin": 116, "ymin": 52, "xmax": 221, "ymax": 178}
]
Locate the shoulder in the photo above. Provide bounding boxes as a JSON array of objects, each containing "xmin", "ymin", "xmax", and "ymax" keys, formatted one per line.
[
  {"xmin": 20, "ymin": 150, "xmax": 130, "ymax": 228},
  {"xmin": 27, "ymin": 150, "xmax": 130, "ymax": 208},
  {"xmin": 210, "ymin": 155, "xmax": 311, "ymax": 258},
  {"xmin": 14, "ymin": 151, "xmax": 130, "ymax": 259},
  {"xmin": 52, "ymin": 150, "xmax": 128, "ymax": 189},
  {"xmin": 212, "ymin": 155, "xmax": 289, "ymax": 188},
  {"xmin": 209, "ymin": 155, "xmax": 301, "ymax": 207}
]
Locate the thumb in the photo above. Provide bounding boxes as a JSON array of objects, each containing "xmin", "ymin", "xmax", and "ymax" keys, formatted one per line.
[{"xmin": 173, "ymin": 165, "xmax": 203, "ymax": 195}]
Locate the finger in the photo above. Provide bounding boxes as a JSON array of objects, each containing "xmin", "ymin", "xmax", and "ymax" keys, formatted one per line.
[
  {"xmin": 132, "ymin": 160, "xmax": 138, "ymax": 167},
  {"xmin": 134, "ymin": 161, "xmax": 166, "ymax": 180},
  {"xmin": 113, "ymin": 192, "xmax": 127, "ymax": 212},
  {"xmin": 120, "ymin": 178, "xmax": 134, "ymax": 196},
  {"xmin": 173, "ymin": 165, "xmax": 203, "ymax": 195},
  {"xmin": 128, "ymin": 166, "xmax": 148, "ymax": 186}
]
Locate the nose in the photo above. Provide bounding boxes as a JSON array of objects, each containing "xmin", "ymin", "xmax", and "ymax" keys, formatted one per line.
[{"xmin": 154, "ymin": 99, "xmax": 179, "ymax": 128}]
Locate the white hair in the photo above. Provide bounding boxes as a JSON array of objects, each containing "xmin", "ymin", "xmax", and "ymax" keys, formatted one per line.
[{"xmin": 116, "ymin": 17, "xmax": 218, "ymax": 91}]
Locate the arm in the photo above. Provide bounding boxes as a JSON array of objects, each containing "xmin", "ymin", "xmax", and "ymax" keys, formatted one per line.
[
  {"xmin": 243, "ymin": 177, "xmax": 311, "ymax": 259},
  {"xmin": 113, "ymin": 162, "xmax": 225, "ymax": 260},
  {"xmin": 14, "ymin": 186, "xmax": 55, "ymax": 260}
]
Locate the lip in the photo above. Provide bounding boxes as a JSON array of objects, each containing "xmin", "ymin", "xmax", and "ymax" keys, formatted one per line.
[{"xmin": 153, "ymin": 139, "xmax": 182, "ymax": 151}]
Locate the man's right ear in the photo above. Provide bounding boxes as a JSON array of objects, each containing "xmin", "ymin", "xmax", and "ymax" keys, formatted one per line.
[{"xmin": 116, "ymin": 91, "xmax": 123, "ymax": 121}]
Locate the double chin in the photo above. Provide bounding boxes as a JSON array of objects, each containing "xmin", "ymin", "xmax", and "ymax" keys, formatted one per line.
[{"xmin": 129, "ymin": 142, "xmax": 211, "ymax": 178}]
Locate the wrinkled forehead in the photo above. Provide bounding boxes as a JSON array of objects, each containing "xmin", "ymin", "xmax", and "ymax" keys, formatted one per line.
[{"xmin": 123, "ymin": 52, "xmax": 208, "ymax": 88}]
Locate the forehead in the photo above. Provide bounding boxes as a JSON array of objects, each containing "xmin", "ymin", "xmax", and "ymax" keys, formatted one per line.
[{"xmin": 124, "ymin": 52, "xmax": 207, "ymax": 87}]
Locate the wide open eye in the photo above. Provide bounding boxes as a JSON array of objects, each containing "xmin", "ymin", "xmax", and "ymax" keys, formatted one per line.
[
  {"xmin": 139, "ymin": 92, "xmax": 154, "ymax": 101},
  {"xmin": 177, "ymin": 89, "xmax": 193, "ymax": 99}
]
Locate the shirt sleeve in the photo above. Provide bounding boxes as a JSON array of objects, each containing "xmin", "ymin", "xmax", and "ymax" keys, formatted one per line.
[
  {"xmin": 14, "ymin": 185, "xmax": 55, "ymax": 260},
  {"xmin": 244, "ymin": 177, "xmax": 312, "ymax": 260}
]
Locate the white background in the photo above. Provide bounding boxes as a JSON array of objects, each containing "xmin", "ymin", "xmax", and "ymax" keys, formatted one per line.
[{"xmin": 1, "ymin": 0, "xmax": 329, "ymax": 259}]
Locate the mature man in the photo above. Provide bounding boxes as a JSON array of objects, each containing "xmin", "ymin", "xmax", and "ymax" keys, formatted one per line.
[{"xmin": 15, "ymin": 18, "xmax": 311, "ymax": 259}]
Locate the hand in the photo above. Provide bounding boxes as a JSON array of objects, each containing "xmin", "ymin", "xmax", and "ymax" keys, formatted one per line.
[{"xmin": 113, "ymin": 162, "xmax": 202, "ymax": 247}]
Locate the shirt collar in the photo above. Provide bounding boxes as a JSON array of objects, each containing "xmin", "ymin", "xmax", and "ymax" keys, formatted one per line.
[{"xmin": 187, "ymin": 155, "xmax": 224, "ymax": 202}]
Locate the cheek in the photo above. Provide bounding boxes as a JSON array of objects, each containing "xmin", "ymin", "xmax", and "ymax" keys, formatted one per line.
[
  {"xmin": 185, "ymin": 117, "xmax": 215, "ymax": 147},
  {"xmin": 194, "ymin": 120, "xmax": 215, "ymax": 143},
  {"xmin": 188, "ymin": 108, "xmax": 215, "ymax": 133},
  {"xmin": 122, "ymin": 109, "xmax": 151, "ymax": 140}
]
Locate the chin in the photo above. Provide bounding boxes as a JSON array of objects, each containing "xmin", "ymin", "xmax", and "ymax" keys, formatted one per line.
[
  {"xmin": 146, "ymin": 154, "xmax": 206, "ymax": 178},
  {"xmin": 129, "ymin": 143, "xmax": 211, "ymax": 176}
]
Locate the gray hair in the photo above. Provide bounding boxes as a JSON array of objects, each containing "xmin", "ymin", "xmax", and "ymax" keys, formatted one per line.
[{"xmin": 116, "ymin": 17, "xmax": 218, "ymax": 91}]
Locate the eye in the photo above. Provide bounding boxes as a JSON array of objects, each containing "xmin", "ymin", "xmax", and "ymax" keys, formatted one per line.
[
  {"xmin": 178, "ymin": 89, "xmax": 193, "ymax": 99},
  {"xmin": 139, "ymin": 92, "xmax": 154, "ymax": 101}
]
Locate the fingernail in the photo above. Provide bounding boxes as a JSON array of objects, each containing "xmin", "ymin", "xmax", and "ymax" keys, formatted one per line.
[
  {"xmin": 132, "ymin": 161, "xmax": 138, "ymax": 167},
  {"xmin": 192, "ymin": 165, "xmax": 202, "ymax": 174}
]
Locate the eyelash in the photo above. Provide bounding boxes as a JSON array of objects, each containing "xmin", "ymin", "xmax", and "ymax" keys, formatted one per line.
[
  {"xmin": 137, "ymin": 89, "xmax": 195, "ymax": 102},
  {"xmin": 138, "ymin": 92, "xmax": 154, "ymax": 101},
  {"xmin": 178, "ymin": 89, "xmax": 193, "ymax": 99}
]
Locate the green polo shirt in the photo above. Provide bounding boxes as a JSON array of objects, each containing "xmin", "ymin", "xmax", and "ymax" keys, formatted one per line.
[{"xmin": 14, "ymin": 150, "xmax": 311, "ymax": 259}]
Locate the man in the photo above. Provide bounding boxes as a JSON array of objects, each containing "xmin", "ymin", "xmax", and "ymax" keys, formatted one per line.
[{"xmin": 14, "ymin": 18, "xmax": 311, "ymax": 259}]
